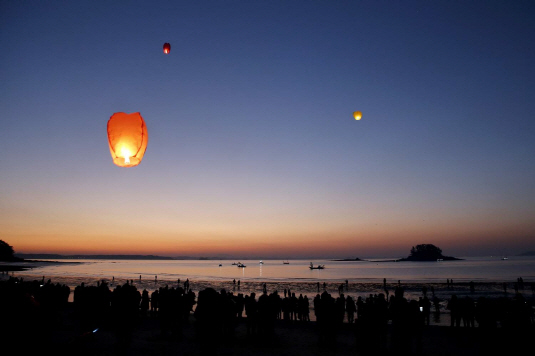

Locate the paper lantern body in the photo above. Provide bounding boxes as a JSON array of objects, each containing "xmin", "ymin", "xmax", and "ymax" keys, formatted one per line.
[
  {"xmin": 107, "ymin": 112, "xmax": 148, "ymax": 167},
  {"xmin": 353, "ymin": 111, "xmax": 362, "ymax": 120},
  {"xmin": 163, "ymin": 43, "xmax": 171, "ymax": 54}
]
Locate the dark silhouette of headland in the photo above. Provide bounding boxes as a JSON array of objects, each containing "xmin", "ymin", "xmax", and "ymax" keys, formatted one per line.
[
  {"xmin": 15, "ymin": 253, "xmax": 175, "ymax": 260},
  {"xmin": 0, "ymin": 240, "xmax": 23, "ymax": 262},
  {"xmin": 331, "ymin": 257, "xmax": 364, "ymax": 261}
]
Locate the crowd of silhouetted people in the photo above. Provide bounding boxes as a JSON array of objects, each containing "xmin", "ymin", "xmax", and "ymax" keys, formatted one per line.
[{"xmin": 1, "ymin": 275, "xmax": 534, "ymax": 354}]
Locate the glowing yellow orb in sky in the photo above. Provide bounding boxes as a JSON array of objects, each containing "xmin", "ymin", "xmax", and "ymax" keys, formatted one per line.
[{"xmin": 353, "ymin": 111, "xmax": 362, "ymax": 120}]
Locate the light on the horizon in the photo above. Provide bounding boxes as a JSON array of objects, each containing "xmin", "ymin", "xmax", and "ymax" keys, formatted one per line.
[
  {"xmin": 353, "ymin": 111, "xmax": 362, "ymax": 120},
  {"xmin": 163, "ymin": 43, "xmax": 170, "ymax": 54},
  {"xmin": 107, "ymin": 112, "xmax": 148, "ymax": 167}
]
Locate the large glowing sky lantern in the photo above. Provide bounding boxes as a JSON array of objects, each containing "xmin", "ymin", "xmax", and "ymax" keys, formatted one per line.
[
  {"xmin": 107, "ymin": 112, "xmax": 148, "ymax": 167},
  {"xmin": 163, "ymin": 43, "xmax": 171, "ymax": 54},
  {"xmin": 353, "ymin": 111, "xmax": 362, "ymax": 121}
]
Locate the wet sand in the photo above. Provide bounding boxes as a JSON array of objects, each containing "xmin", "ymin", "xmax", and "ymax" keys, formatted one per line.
[{"xmin": 3, "ymin": 271, "xmax": 530, "ymax": 319}]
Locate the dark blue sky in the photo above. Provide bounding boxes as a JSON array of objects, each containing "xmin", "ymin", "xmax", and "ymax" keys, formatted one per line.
[{"xmin": 1, "ymin": 1, "xmax": 534, "ymax": 258}]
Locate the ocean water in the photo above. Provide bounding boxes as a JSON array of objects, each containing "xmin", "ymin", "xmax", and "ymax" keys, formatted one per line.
[
  {"xmin": 11, "ymin": 256, "xmax": 535, "ymax": 284},
  {"xmin": 5, "ymin": 256, "xmax": 534, "ymax": 326}
]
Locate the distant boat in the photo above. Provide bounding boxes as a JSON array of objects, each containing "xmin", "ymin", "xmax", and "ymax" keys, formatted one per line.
[
  {"xmin": 237, "ymin": 262, "xmax": 246, "ymax": 267},
  {"xmin": 502, "ymin": 257, "xmax": 508, "ymax": 260},
  {"xmin": 231, "ymin": 262, "xmax": 238, "ymax": 265},
  {"xmin": 259, "ymin": 260, "xmax": 264, "ymax": 264},
  {"xmin": 309, "ymin": 262, "xmax": 325, "ymax": 270},
  {"xmin": 218, "ymin": 263, "xmax": 222, "ymax": 267},
  {"xmin": 283, "ymin": 260, "xmax": 289, "ymax": 264}
]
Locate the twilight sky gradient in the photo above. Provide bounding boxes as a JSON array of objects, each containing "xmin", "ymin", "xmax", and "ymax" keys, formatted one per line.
[{"xmin": 1, "ymin": 1, "xmax": 534, "ymax": 258}]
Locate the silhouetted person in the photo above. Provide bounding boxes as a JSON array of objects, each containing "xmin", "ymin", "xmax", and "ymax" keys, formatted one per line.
[
  {"xmin": 420, "ymin": 295, "xmax": 431, "ymax": 325},
  {"xmin": 140, "ymin": 289, "xmax": 149, "ymax": 316},
  {"xmin": 448, "ymin": 295, "xmax": 460, "ymax": 327},
  {"xmin": 150, "ymin": 289, "xmax": 159, "ymax": 314},
  {"xmin": 236, "ymin": 293, "xmax": 245, "ymax": 319},
  {"xmin": 194, "ymin": 288, "xmax": 220, "ymax": 355},
  {"xmin": 461, "ymin": 296, "xmax": 475, "ymax": 327},
  {"xmin": 335, "ymin": 293, "xmax": 345, "ymax": 324},
  {"xmin": 316, "ymin": 291, "xmax": 336, "ymax": 347},
  {"xmin": 346, "ymin": 295, "xmax": 355, "ymax": 323},
  {"xmin": 111, "ymin": 282, "xmax": 141, "ymax": 353},
  {"xmin": 356, "ymin": 296, "xmax": 363, "ymax": 320},
  {"xmin": 302, "ymin": 295, "xmax": 310, "ymax": 322},
  {"xmin": 245, "ymin": 292, "xmax": 258, "ymax": 335}
]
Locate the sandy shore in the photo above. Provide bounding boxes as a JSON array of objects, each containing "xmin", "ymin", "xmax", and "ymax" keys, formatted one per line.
[{"xmin": 9, "ymin": 302, "xmax": 532, "ymax": 356}]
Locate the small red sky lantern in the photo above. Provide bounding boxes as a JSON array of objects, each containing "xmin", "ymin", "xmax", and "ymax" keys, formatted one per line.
[
  {"xmin": 163, "ymin": 43, "xmax": 170, "ymax": 54},
  {"xmin": 107, "ymin": 112, "xmax": 148, "ymax": 167}
]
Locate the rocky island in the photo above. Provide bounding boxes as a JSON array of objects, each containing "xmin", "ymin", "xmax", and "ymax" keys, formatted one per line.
[{"xmin": 399, "ymin": 244, "xmax": 461, "ymax": 261}]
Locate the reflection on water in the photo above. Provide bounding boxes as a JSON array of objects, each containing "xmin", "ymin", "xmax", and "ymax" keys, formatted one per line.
[{"xmin": 10, "ymin": 257, "xmax": 535, "ymax": 284}]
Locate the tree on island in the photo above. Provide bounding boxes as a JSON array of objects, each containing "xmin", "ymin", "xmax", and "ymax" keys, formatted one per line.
[
  {"xmin": 0, "ymin": 240, "xmax": 23, "ymax": 262},
  {"xmin": 402, "ymin": 244, "xmax": 459, "ymax": 261}
]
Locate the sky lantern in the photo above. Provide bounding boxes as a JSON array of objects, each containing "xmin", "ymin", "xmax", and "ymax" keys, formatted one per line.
[
  {"xmin": 163, "ymin": 43, "xmax": 170, "ymax": 54},
  {"xmin": 107, "ymin": 112, "xmax": 148, "ymax": 167},
  {"xmin": 353, "ymin": 111, "xmax": 362, "ymax": 120}
]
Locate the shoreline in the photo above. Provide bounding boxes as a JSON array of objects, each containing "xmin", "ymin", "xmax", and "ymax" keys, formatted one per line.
[
  {"xmin": 0, "ymin": 259, "xmax": 81, "ymax": 272},
  {"xmin": 2, "ymin": 273, "xmax": 533, "ymax": 356},
  {"xmin": 4, "ymin": 273, "xmax": 533, "ymax": 320}
]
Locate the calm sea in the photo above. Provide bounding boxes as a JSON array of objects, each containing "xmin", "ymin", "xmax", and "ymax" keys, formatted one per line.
[{"xmin": 7, "ymin": 256, "xmax": 534, "ymax": 287}]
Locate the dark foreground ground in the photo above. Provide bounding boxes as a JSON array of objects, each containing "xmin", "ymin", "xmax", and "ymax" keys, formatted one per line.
[{"xmin": 2, "ymin": 302, "xmax": 532, "ymax": 356}]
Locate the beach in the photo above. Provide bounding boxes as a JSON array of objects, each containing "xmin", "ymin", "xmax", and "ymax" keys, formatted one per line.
[
  {"xmin": 2, "ymin": 268, "xmax": 534, "ymax": 356},
  {"xmin": 2, "ymin": 293, "xmax": 532, "ymax": 356}
]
